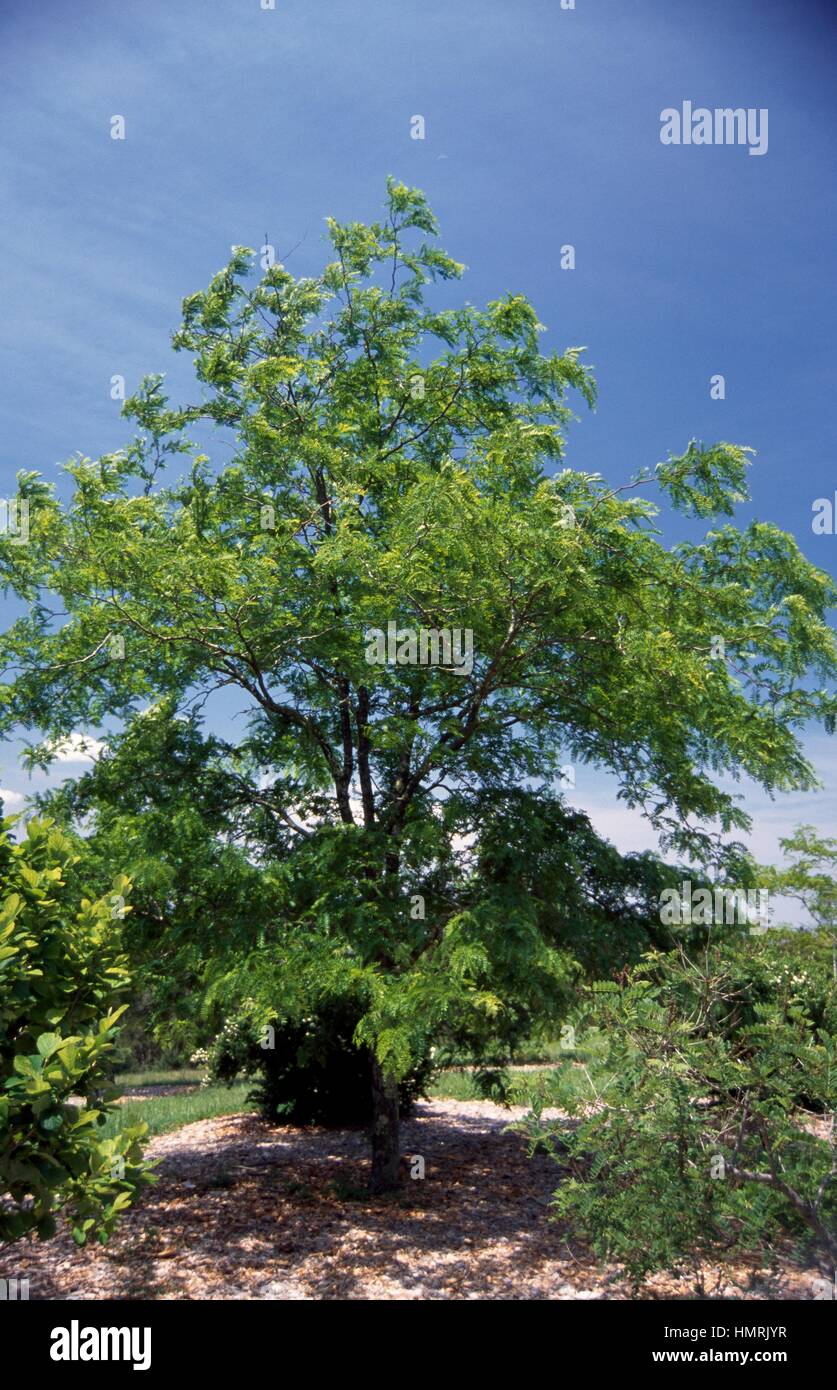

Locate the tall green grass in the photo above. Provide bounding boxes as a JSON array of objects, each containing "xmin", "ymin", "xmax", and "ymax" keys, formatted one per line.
[{"xmin": 100, "ymin": 1081, "xmax": 255, "ymax": 1140}]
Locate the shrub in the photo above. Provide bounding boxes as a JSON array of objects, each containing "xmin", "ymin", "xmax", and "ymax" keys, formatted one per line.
[
  {"xmin": 0, "ymin": 818, "xmax": 153, "ymax": 1245},
  {"xmin": 202, "ymin": 993, "xmax": 435, "ymax": 1126},
  {"xmin": 524, "ymin": 932, "xmax": 837, "ymax": 1286}
]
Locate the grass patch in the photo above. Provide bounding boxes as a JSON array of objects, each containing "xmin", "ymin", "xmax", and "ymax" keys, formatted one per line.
[
  {"xmin": 106, "ymin": 1035, "xmax": 614, "ymax": 1133},
  {"xmin": 428, "ymin": 1066, "xmax": 561, "ymax": 1104},
  {"xmin": 114, "ymin": 1068, "xmax": 205, "ymax": 1088},
  {"xmin": 100, "ymin": 1081, "xmax": 255, "ymax": 1140},
  {"xmin": 430, "ymin": 1031, "xmax": 614, "ymax": 1107}
]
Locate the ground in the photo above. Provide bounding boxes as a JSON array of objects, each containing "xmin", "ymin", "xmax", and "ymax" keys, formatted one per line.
[{"xmin": 1, "ymin": 1100, "xmax": 822, "ymax": 1301}]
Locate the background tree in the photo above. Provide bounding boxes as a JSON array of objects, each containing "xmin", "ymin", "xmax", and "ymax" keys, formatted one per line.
[
  {"xmin": 759, "ymin": 825, "xmax": 837, "ymax": 980},
  {"xmin": 1, "ymin": 180, "xmax": 836, "ymax": 1190}
]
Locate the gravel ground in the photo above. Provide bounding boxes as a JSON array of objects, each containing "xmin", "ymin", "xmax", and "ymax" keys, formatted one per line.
[{"xmin": 0, "ymin": 1101, "xmax": 822, "ymax": 1301}]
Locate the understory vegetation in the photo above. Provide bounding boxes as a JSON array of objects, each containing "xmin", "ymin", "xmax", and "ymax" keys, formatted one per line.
[{"xmin": 524, "ymin": 930, "xmax": 836, "ymax": 1283}]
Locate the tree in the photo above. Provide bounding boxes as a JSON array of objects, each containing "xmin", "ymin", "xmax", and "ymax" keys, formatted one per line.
[
  {"xmin": 200, "ymin": 990, "xmax": 436, "ymax": 1128},
  {"xmin": 0, "ymin": 818, "xmax": 152, "ymax": 1245},
  {"xmin": 1, "ymin": 179, "xmax": 835, "ymax": 1191},
  {"xmin": 759, "ymin": 825, "xmax": 837, "ymax": 980}
]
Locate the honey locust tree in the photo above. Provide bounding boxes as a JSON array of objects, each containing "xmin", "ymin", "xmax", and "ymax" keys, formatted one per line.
[{"xmin": 1, "ymin": 180, "xmax": 836, "ymax": 1192}]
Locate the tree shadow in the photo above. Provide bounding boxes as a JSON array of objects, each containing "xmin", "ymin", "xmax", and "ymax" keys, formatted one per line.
[{"xmin": 0, "ymin": 1105, "xmax": 817, "ymax": 1301}]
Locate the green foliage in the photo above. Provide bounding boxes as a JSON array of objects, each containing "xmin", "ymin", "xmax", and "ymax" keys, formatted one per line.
[
  {"xmin": 0, "ymin": 819, "xmax": 153, "ymax": 1245},
  {"xmin": 202, "ymin": 995, "xmax": 433, "ymax": 1126},
  {"xmin": 4, "ymin": 181, "xmax": 835, "ymax": 866},
  {"xmin": 465, "ymin": 789, "xmax": 726, "ymax": 976},
  {"xmin": 198, "ymin": 811, "xmax": 586, "ymax": 1106},
  {"xmin": 524, "ymin": 932, "xmax": 837, "ymax": 1285},
  {"xmin": 759, "ymin": 824, "xmax": 837, "ymax": 941},
  {"xmin": 30, "ymin": 706, "xmax": 285, "ymax": 1067},
  {"xmin": 2, "ymin": 181, "xmax": 836, "ymax": 1157},
  {"xmin": 655, "ymin": 440, "xmax": 752, "ymax": 518}
]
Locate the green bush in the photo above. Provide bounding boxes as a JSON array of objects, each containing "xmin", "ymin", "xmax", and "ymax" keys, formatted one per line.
[
  {"xmin": 0, "ymin": 818, "xmax": 153, "ymax": 1246},
  {"xmin": 524, "ymin": 932, "xmax": 837, "ymax": 1286},
  {"xmin": 201, "ymin": 992, "xmax": 435, "ymax": 1126}
]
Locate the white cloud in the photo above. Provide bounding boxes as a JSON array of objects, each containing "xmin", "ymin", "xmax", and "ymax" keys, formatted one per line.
[
  {"xmin": 46, "ymin": 734, "xmax": 106, "ymax": 764},
  {"xmin": 0, "ymin": 788, "xmax": 25, "ymax": 809}
]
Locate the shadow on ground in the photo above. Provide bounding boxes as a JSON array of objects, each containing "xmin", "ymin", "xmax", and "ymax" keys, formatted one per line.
[{"xmin": 0, "ymin": 1104, "xmax": 817, "ymax": 1301}]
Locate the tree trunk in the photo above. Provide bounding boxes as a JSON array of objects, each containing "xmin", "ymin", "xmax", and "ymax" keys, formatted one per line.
[{"xmin": 369, "ymin": 1053, "xmax": 401, "ymax": 1194}]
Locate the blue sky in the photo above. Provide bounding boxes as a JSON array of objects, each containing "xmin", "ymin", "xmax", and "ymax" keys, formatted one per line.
[{"xmin": 0, "ymin": 0, "xmax": 835, "ymax": 896}]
